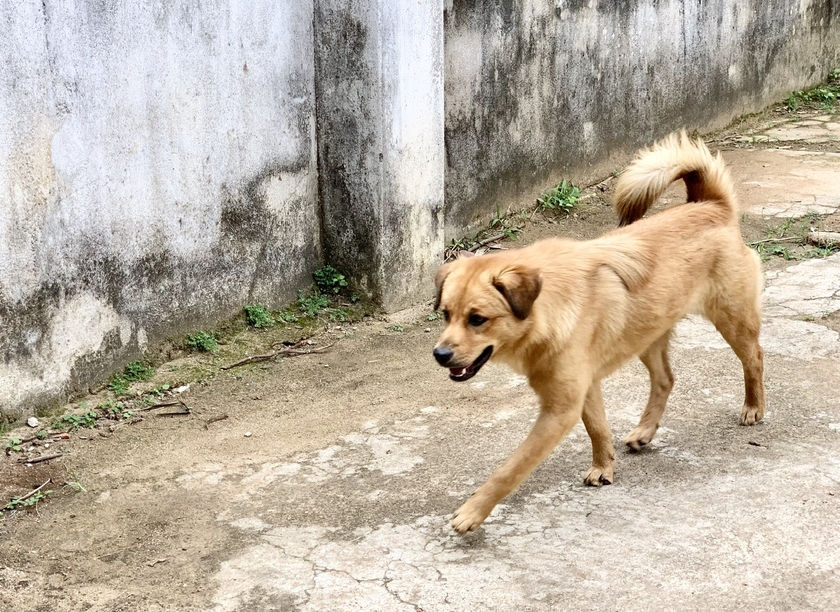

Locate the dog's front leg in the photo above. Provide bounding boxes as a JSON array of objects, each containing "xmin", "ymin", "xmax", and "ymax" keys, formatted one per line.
[
  {"xmin": 451, "ymin": 386, "xmax": 585, "ymax": 533},
  {"xmin": 581, "ymin": 382, "xmax": 616, "ymax": 486}
]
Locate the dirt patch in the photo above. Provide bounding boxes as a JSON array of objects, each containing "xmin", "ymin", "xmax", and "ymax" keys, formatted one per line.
[
  {"xmin": 822, "ymin": 212, "xmax": 840, "ymax": 232},
  {"xmin": 0, "ymin": 458, "xmax": 68, "ymax": 514},
  {"xmin": 812, "ymin": 310, "xmax": 840, "ymax": 335},
  {"xmin": 736, "ymin": 211, "xmax": 839, "ymax": 271}
]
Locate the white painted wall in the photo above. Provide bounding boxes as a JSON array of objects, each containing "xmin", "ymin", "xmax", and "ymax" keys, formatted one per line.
[{"xmin": 0, "ymin": 0, "xmax": 319, "ymax": 416}]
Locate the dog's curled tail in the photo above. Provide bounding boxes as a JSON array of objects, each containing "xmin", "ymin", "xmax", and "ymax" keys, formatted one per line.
[{"xmin": 614, "ymin": 130, "xmax": 736, "ymax": 226}]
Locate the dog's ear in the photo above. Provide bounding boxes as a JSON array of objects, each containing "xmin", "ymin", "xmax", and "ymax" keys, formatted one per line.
[
  {"xmin": 493, "ymin": 266, "xmax": 542, "ymax": 319},
  {"xmin": 434, "ymin": 262, "xmax": 455, "ymax": 311}
]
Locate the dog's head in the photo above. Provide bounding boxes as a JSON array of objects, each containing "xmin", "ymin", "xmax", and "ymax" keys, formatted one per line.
[{"xmin": 432, "ymin": 253, "xmax": 542, "ymax": 382}]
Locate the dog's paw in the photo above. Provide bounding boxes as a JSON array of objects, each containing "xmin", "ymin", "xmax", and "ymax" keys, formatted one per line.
[
  {"xmin": 624, "ymin": 424, "xmax": 658, "ymax": 451},
  {"xmin": 451, "ymin": 498, "xmax": 492, "ymax": 534},
  {"xmin": 583, "ymin": 464, "xmax": 614, "ymax": 487},
  {"xmin": 740, "ymin": 404, "xmax": 764, "ymax": 426}
]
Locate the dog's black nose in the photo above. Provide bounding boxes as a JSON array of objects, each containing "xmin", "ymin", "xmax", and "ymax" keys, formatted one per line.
[{"xmin": 433, "ymin": 346, "xmax": 453, "ymax": 366}]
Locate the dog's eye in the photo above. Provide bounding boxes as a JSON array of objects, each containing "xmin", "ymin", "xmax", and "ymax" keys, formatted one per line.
[{"xmin": 468, "ymin": 314, "xmax": 488, "ymax": 327}]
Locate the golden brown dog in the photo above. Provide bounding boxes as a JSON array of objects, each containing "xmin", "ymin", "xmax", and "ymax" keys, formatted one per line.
[{"xmin": 433, "ymin": 131, "xmax": 765, "ymax": 533}]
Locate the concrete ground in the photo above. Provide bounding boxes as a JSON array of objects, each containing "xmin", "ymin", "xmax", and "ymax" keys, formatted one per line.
[{"xmin": 1, "ymin": 110, "xmax": 840, "ymax": 611}]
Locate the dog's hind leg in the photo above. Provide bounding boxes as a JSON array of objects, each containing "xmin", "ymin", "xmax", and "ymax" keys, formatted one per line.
[
  {"xmin": 707, "ymin": 303, "xmax": 765, "ymax": 426},
  {"xmin": 582, "ymin": 382, "xmax": 615, "ymax": 486},
  {"xmin": 625, "ymin": 329, "xmax": 675, "ymax": 451}
]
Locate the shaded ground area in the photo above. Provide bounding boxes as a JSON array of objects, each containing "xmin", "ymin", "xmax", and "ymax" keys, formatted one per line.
[{"xmin": 2, "ymin": 108, "xmax": 840, "ymax": 611}]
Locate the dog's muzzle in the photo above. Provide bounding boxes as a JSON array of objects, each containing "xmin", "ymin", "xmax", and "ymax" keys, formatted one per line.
[{"xmin": 433, "ymin": 345, "xmax": 493, "ymax": 382}]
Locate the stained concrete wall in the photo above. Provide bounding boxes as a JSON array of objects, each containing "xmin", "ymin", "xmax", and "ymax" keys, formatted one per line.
[
  {"xmin": 0, "ymin": 1, "xmax": 319, "ymax": 416},
  {"xmin": 2, "ymin": 0, "xmax": 839, "ymax": 418},
  {"xmin": 444, "ymin": 0, "xmax": 840, "ymax": 238},
  {"xmin": 315, "ymin": 0, "xmax": 444, "ymax": 311}
]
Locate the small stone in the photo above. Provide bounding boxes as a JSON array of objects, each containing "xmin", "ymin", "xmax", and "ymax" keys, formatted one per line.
[
  {"xmin": 59, "ymin": 433, "xmax": 70, "ymax": 440},
  {"xmin": 424, "ymin": 327, "xmax": 431, "ymax": 333},
  {"xmin": 244, "ymin": 432, "xmax": 252, "ymax": 437},
  {"xmin": 27, "ymin": 417, "xmax": 39, "ymax": 428},
  {"xmin": 47, "ymin": 573, "xmax": 65, "ymax": 588}
]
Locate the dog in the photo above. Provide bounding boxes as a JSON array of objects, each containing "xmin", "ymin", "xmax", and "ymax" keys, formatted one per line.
[{"xmin": 432, "ymin": 131, "xmax": 765, "ymax": 533}]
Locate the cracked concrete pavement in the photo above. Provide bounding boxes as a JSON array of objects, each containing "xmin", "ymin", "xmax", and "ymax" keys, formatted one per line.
[
  {"xmin": 2, "ymin": 114, "xmax": 840, "ymax": 611},
  {"xmin": 721, "ymin": 113, "xmax": 840, "ymax": 218}
]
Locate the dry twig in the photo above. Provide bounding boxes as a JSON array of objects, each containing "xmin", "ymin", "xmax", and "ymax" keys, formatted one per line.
[
  {"xmin": 140, "ymin": 399, "xmax": 190, "ymax": 412},
  {"xmin": 7, "ymin": 478, "xmax": 52, "ymax": 507},
  {"xmin": 747, "ymin": 236, "xmax": 801, "ymax": 247},
  {"xmin": 467, "ymin": 232, "xmax": 507, "ymax": 252},
  {"xmin": 15, "ymin": 478, "xmax": 52, "ymax": 502},
  {"xmin": 18, "ymin": 453, "xmax": 63, "ymax": 465},
  {"xmin": 204, "ymin": 414, "xmax": 229, "ymax": 429},
  {"xmin": 220, "ymin": 343, "xmax": 335, "ymax": 370}
]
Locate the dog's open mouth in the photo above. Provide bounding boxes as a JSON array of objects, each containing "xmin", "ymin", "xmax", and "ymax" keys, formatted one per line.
[{"xmin": 449, "ymin": 346, "xmax": 493, "ymax": 382}]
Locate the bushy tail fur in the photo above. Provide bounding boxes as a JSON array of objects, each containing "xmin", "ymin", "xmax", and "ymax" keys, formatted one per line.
[{"xmin": 614, "ymin": 130, "xmax": 737, "ymax": 226}]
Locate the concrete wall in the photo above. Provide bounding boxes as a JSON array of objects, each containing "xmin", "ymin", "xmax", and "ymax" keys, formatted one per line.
[
  {"xmin": 0, "ymin": 1, "xmax": 320, "ymax": 416},
  {"xmin": 2, "ymin": 0, "xmax": 838, "ymax": 418},
  {"xmin": 315, "ymin": 0, "xmax": 444, "ymax": 311},
  {"xmin": 444, "ymin": 0, "xmax": 840, "ymax": 238}
]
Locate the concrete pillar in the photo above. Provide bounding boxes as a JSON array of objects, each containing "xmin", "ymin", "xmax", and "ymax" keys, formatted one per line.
[{"xmin": 314, "ymin": 0, "xmax": 445, "ymax": 311}]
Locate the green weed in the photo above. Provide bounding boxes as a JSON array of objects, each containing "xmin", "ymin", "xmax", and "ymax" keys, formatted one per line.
[
  {"xmin": 786, "ymin": 68, "xmax": 840, "ymax": 110},
  {"xmin": 276, "ymin": 310, "xmax": 300, "ymax": 324},
  {"xmin": 769, "ymin": 246, "xmax": 796, "ymax": 260},
  {"xmin": 53, "ymin": 411, "xmax": 98, "ymax": 432},
  {"xmin": 386, "ymin": 324, "xmax": 405, "ymax": 332},
  {"xmin": 329, "ymin": 307, "xmax": 351, "ymax": 323},
  {"xmin": 4, "ymin": 489, "xmax": 52, "ymax": 511},
  {"xmin": 186, "ymin": 331, "xmax": 218, "ymax": 353},
  {"xmin": 751, "ymin": 213, "xmax": 832, "ymax": 261},
  {"xmin": 149, "ymin": 384, "xmax": 171, "ymax": 396},
  {"xmin": 448, "ymin": 237, "xmax": 472, "ymax": 251},
  {"xmin": 244, "ymin": 304, "xmax": 275, "ymax": 328},
  {"xmin": 297, "ymin": 291, "xmax": 330, "ymax": 317},
  {"xmin": 804, "ymin": 245, "xmax": 839, "ymax": 259},
  {"xmin": 538, "ymin": 179, "xmax": 580, "ymax": 212},
  {"xmin": 64, "ymin": 473, "xmax": 87, "ymax": 494},
  {"xmin": 124, "ymin": 361, "xmax": 154, "ymax": 382},
  {"xmin": 108, "ymin": 361, "xmax": 154, "ymax": 396},
  {"xmin": 5, "ymin": 437, "xmax": 22, "ymax": 453},
  {"xmin": 313, "ymin": 266, "xmax": 348, "ymax": 295},
  {"xmin": 108, "ymin": 375, "xmax": 130, "ymax": 396},
  {"xmin": 99, "ymin": 399, "xmax": 133, "ymax": 419}
]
